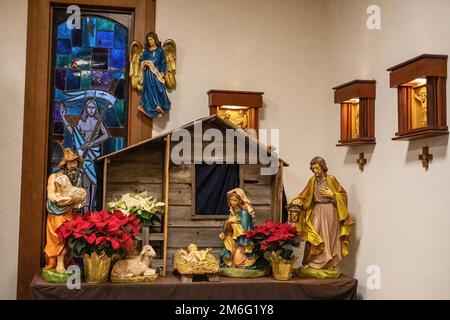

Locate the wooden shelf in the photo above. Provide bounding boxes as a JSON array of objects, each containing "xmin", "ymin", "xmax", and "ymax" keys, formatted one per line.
[
  {"xmin": 31, "ymin": 272, "xmax": 358, "ymax": 300},
  {"xmin": 134, "ymin": 232, "xmax": 164, "ymax": 241},
  {"xmin": 392, "ymin": 128, "xmax": 448, "ymax": 141},
  {"xmin": 336, "ymin": 138, "xmax": 376, "ymax": 147}
]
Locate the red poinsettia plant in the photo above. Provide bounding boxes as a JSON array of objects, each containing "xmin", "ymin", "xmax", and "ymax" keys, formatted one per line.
[
  {"xmin": 246, "ymin": 221, "xmax": 300, "ymax": 261},
  {"xmin": 57, "ymin": 210, "xmax": 140, "ymax": 258}
]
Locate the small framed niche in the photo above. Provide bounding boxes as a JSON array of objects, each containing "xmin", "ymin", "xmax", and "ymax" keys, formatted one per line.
[
  {"xmin": 333, "ymin": 80, "xmax": 376, "ymax": 147},
  {"xmin": 387, "ymin": 54, "xmax": 449, "ymax": 141},
  {"xmin": 208, "ymin": 89, "xmax": 264, "ymax": 133}
]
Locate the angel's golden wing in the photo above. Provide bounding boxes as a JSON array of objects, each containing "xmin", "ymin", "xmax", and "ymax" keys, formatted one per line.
[
  {"xmin": 129, "ymin": 40, "xmax": 145, "ymax": 91},
  {"xmin": 163, "ymin": 39, "xmax": 177, "ymax": 92}
]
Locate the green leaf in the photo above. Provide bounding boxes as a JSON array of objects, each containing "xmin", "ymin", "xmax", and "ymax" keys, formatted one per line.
[
  {"xmin": 140, "ymin": 210, "xmax": 150, "ymax": 220},
  {"xmin": 75, "ymin": 238, "xmax": 86, "ymax": 254},
  {"xmin": 150, "ymin": 214, "xmax": 161, "ymax": 224},
  {"xmin": 67, "ymin": 238, "xmax": 76, "ymax": 249}
]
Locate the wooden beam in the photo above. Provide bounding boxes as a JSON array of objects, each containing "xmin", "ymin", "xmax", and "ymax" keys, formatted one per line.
[
  {"xmin": 388, "ymin": 54, "xmax": 448, "ymax": 88},
  {"xmin": 102, "ymin": 159, "xmax": 109, "ymax": 208},
  {"xmin": 17, "ymin": 0, "xmax": 46, "ymax": 301},
  {"xmin": 333, "ymin": 80, "xmax": 376, "ymax": 103},
  {"xmin": 191, "ymin": 162, "xmax": 196, "ymax": 217},
  {"xmin": 162, "ymin": 134, "xmax": 171, "ymax": 276},
  {"xmin": 276, "ymin": 163, "xmax": 283, "ymax": 222},
  {"xmin": 272, "ymin": 161, "xmax": 283, "ymax": 222},
  {"xmin": 207, "ymin": 90, "xmax": 264, "ymax": 109}
]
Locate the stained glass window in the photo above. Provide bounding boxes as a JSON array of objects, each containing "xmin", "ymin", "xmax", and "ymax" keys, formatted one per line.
[{"xmin": 49, "ymin": 10, "xmax": 131, "ymax": 211}]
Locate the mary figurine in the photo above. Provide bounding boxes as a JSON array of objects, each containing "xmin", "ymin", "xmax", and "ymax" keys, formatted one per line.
[{"xmin": 219, "ymin": 188, "xmax": 257, "ymax": 269}]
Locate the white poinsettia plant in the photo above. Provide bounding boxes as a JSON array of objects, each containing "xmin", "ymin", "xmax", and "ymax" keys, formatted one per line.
[{"xmin": 107, "ymin": 192, "xmax": 165, "ymax": 227}]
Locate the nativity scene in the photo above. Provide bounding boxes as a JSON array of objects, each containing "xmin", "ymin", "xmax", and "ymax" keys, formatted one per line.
[
  {"xmin": 25, "ymin": 3, "xmax": 357, "ymax": 299},
  {"xmin": 11, "ymin": 0, "xmax": 449, "ymax": 303}
]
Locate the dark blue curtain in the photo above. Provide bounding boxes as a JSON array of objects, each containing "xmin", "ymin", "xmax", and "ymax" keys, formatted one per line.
[{"xmin": 195, "ymin": 164, "xmax": 240, "ymax": 215}]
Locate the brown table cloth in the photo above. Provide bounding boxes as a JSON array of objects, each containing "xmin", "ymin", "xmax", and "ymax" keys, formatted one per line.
[{"xmin": 30, "ymin": 273, "xmax": 357, "ymax": 300}]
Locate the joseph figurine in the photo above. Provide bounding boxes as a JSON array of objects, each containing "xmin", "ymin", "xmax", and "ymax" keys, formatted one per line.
[
  {"xmin": 44, "ymin": 148, "xmax": 86, "ymax": 274},
  {"xmin": 288, "ymin": 157, "xmax": 354, "ymax": 279}
]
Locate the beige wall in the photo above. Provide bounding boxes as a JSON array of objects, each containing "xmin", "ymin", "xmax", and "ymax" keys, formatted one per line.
[
  {"xmin": 322, "ymin": 0, "xmax": 450, "ymax": 299},
  {"xmin": 0, "ymin": 0, "xmax": 27, "ymax": 299},
  {"xmin": 2, "ymin": 0, "xmax": 450, "ymax": 299},
  {"xmin": 156, "ymin": 0, "xmax": 450, "ymax": 299},
  {"xmin": 155, "ymin": 0, "xmax": 331, "ymax": 199}
]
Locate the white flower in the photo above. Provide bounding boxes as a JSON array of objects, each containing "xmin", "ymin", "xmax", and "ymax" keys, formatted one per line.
[
  {"xmin": 118, "ymin": 208, "xmax": 131, "ymax": 216},
  {"xmin": 108, "ymin": 192, "xmax": 165, "ymax": 218}
]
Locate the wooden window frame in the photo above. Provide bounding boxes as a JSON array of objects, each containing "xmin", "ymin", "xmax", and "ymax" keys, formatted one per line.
[
  {"xmin": 17, "ymin": 0, "xmax": 156, "ymax": 299},
  {"xmin": 191, "ymin": 164, "xmax": 244, "ymax": 220}
]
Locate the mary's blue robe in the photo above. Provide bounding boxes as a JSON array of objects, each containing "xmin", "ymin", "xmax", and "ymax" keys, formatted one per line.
[{"xmin": 220, "ymin": 209, "xmax": 257, "ymax": 268}]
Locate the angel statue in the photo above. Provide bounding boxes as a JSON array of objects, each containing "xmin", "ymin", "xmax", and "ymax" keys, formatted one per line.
[{"xmin": 129, "ymin": 32, "xmax": 177, "ymax": 119}]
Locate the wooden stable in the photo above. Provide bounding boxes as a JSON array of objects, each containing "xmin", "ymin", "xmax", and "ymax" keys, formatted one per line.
[{"xmin": 97, "ymin": 115, "xmax": 288, "ymax": 274}]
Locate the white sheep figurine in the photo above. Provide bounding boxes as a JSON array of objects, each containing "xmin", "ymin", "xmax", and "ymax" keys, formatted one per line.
[{"xmin": 111, "ymin": 245, "xmax": 157, "ymax": 278}]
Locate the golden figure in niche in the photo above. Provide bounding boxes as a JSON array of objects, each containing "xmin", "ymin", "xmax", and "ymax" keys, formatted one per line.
[
  {"xmin": 220, "ymin": 110, "xmax": 232, "ymax": 121},
  {"xmin": 219, "ymin": 109, "xmax": 249, "ymax": 130},
  {"xmin": 351, "ymin": 103, "xmax": 360, "ymax": 139},
  {"xmin": 233, "ymin": 110, "xmax": 249, "ymax": 130},
  {"xmin": 412, "ymin": 85, "xmax": 427, "ymax": 128}
]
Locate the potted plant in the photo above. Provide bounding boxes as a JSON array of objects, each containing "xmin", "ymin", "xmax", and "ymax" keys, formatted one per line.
[
  {"xmin": 107, "ymin": 192, "xmax": 165, "ymax": 227},
  {"xmin": 107, "ymin": 192, "xmax": 165, "ymax": 252},
  {"xmin": 57, "ymin": 210, "xmax": 139, "ymax": 283},
  {"xmin": 246, "ymin": 221, "xmax": 300, "ymax": 280}
]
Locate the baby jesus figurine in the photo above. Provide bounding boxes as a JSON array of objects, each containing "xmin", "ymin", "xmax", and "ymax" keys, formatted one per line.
[
  {"xmin": 181, "ymin": 243, "xmax": 212, "ymax": 263},
  {"xmin": 173, "ymin": 243, "xmax": 219, "ymax": 278}
]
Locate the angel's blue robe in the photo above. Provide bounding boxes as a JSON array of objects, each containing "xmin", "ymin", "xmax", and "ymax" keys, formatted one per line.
[{"xmin": 140, "ymin": 47, "xmax": 171, "ymax": 118}]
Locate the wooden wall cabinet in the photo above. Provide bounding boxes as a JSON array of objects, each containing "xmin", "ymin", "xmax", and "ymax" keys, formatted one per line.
[
  {"xmin": 208, "ymin": 90, "xmax": 263, "ymax": 132},
  {"xmin": 387, "ymin": 54, "xmax": 448, "ymax": 141},
  {"xmin": 333, "ymin": 80, "xmax": 376, "ymax": 147}
]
